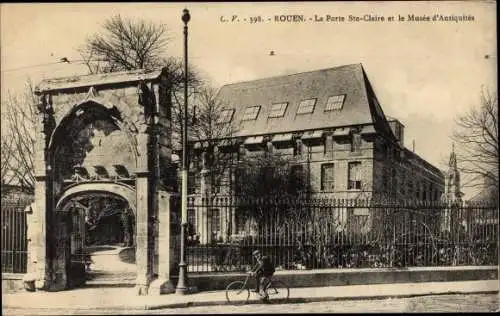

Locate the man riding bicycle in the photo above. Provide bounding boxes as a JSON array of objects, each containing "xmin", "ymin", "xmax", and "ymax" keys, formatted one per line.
[{"xmin": 249, "ymin": 249, "xmax": 275, "ymax": 298}]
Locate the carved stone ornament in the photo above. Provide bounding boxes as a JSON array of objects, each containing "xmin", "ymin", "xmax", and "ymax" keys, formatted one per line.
[{"xmin": 85, "ymin": 86, "xmax": 99, "ymax": 99}]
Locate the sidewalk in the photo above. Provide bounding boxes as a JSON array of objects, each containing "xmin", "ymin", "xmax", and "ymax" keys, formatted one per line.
[{"xmin": 3, "ymin": 280, "xmax": 498, "ymax": 311}]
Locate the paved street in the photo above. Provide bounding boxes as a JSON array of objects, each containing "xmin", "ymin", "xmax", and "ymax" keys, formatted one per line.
[{"xmin": 4, "ymin": 293, "xmax": 499, "ymax": 314}]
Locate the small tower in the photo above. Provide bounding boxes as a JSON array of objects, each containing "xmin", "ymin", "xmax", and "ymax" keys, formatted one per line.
[
  {"xmin": 443, "ymin": 144, "xmax": 463, "ymax": 201},
  {"xmin": 440, "ymin": 144, "xmax": 464, "ymax": 233}
]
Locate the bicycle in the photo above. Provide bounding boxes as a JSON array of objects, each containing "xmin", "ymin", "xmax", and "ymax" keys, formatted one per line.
[{"xmin": 225, "ymin": 272, "xmax": 290, "ymax": 304}]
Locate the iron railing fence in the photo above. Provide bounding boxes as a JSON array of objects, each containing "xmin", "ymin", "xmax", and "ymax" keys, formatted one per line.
[
  {"xmin": 2, "ymin": 195, "xmax": 497, "ymax": 275},
  {"xmin": 1, "ymin": 200, "xmax": 29, "ymax": 273},
  {"xmin": 180, "ymin": 196, "xmax": 498, "ymax": 273}
]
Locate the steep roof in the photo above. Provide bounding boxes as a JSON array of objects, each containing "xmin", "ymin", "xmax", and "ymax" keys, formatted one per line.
[{"xmin": 216, "ymin": 63, "xmax": 395, "ymax": 139}]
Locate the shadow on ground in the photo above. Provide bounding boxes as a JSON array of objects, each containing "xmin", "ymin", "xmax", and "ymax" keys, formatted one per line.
[
  {"xmin": 86, "ymin": 245, "xmax": 117, "ymax": 253},
  {"xmin": 118, "ymin": 247, "xmax": 136, "ymax": 264}
]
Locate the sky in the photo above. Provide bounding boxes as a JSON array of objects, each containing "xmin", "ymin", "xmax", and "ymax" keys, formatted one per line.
[{"xmin": 1, "ymin": 1, "xmax": 497, "ymax": 198}]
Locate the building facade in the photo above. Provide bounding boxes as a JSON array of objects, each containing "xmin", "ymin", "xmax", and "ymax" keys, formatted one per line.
[{"xmin": 186, "ymin": 64, "xmax": 445, "ymax": 243}]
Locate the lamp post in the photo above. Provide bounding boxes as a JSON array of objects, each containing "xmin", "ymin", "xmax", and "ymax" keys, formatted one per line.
[{"xmin": 176, "ymin": 8, "xmax": 191, "ymax": 295}]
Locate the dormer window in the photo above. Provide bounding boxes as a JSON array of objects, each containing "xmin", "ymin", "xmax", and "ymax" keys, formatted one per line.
[
  {"xmin": 242, "ymin": 106, "xmax": 261, "ymax": 121},
  {"xmin": 268, "ymin": 102, "xmax": 288, "ymax": 118},
  {"xmin": 217, "ymin": 109, "xmax": 235, "ymax": 124},
  {"xmin": 297, "ymin": 98, "xmax": 317, "ymax": 114},
  {"xmin": 325, "ymin": 94, "xmax": 345, "ymax": 111}
]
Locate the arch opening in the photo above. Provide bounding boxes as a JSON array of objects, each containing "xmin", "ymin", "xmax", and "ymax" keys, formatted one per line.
[
  {"xmin": 55, "ymin": 184, "xmax": 138, "ymax": 288},
  {"xmin": 49, "ymin": 101, "xmax": 138, "ymax": 197}
]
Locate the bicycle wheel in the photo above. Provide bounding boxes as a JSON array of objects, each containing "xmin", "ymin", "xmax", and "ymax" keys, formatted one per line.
[
  {"xmin": 265, "ymin": 280, "xmax": 290, "ymax": 302},
  {"xmin": 225, "ymin": 281, "xmax": 250, "ymax": 304}
]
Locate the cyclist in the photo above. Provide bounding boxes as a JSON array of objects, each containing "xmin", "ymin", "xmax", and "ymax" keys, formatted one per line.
[{"xmin": 249, "ymin": 249, "xmax": 275, "ymax": 298}]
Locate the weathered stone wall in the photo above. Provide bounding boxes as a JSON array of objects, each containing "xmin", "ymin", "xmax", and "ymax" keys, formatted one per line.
[{"xmin": 28, "ymin": 69, "xmax": 176, "ymax": 294}]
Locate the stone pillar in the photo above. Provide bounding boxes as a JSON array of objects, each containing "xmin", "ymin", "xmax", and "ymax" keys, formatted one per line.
[
  {"xmin": 26, "ymin": 102, "xmax": 51, "ymax": 290},
  {"xmin": 50, "ymin": 212, "xmax": 70, "ymax": 291},
  {"xmin": 200, "ymin": 167, "xmax": 209, "ymax": 196},
  {"xmin": 231, "ymin": 207, "xmax": 236, "ymax": 236},
  {"xmin": 221, "ymin": 201, "xmax": 228, "ymax": 243},
  {"xmin": 135, "ymin": 132, "xmax": 151, "ymax": 295},
  {"xmin": 26, "ymin": 179, "xmax": 49, "ymax": 290},
  {"xmin": 200, "ymin": 168, "xmax": 209, "ymax": 245},
  {"xmin": 135, "ymin": 173, "xmax": 150, "ymax": 295},
  {"xmin": 200, "ymin": 205, "xmax": 209, "ymax": 245},
  {"xmin": 149, "ymin": 191, "xmax": 175, "ymax": 295}
]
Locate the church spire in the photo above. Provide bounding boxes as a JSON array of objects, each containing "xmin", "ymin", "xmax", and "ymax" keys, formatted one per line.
[
  {"xmin": 443, "ymin": 143, "xmax": 462, "ymax": 201},
  {"xmin": 449, "ymin": 142, "xmax": 457, "ymax": 169}
]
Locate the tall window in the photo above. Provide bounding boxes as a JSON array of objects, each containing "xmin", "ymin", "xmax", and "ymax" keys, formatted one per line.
[
  {"xmin": 400, "ymin": 173, "xmax": 406, "ymax": 196},
  {"xmin": 348, "ymin": 162, "xmax": 362, "ymax": 190},
  {"xmin": 211, "ymin": 174, "xmax": 221, "ymax": 194},
  {"xmin": 297, "ymin": 98, "xmax": 317, "ymax": 114},
  {"xmin": 209, "ymin": 209, "xmax": 221, "ymax": 232},
  {"xmin": 233, "ymin": 167, "xmax": 244, "ymax": 194},
  {"xmin": 289, "ymin": 164, "xmax": 304, "ymax": 193},
  {"xmin": 325, "ymin": 94, "xmax": 346, "ymax": 111},
  {"xmin": 321, "ymin": 163, "xmax": 335, "ymax": 191},
  {"xmin": 187, "ymin": 209, "xmax": 196, "ymax": 236},
  {"xmin": 188, "ymin": 171, "xmax": 196, "ymax": 194},
  {"xmin": 187, "ymin": 209, "xmax": 196, "ymax": 227},
  {"xmin": 242, "ymin": 106, "xmax": 261, "ymax": 121},
  {"xmin": 268, "ymin": 102, "xmax": 288, "ymax": 118},
  {"xmin": 235, "ymin": 210, "xmax": 246, "ymax": 234},
  {"xmin": 382, "ymin": 169, "xmax": 389, "ymax": 193}
]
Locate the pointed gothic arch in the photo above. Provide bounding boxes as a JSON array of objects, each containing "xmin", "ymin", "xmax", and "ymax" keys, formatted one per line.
[{"xmin": 48, "ymin": 95, "xmax": 142, "ymax": 164}]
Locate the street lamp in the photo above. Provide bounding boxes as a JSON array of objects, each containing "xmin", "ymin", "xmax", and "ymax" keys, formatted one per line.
[{"xmin": 176, "ymin": 8, "xmax": 191, "ymax": 295}]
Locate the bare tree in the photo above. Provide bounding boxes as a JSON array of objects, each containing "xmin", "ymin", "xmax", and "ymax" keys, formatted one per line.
[
  {"xmin": 1, "ymin": 135, "xmax": 15, "ymax": 185},
  {"xmin": 78, "ymin": 14, "xmax": 170, "ymax": 73},
  {"xmin": 1, "ymin": 81, "xmax": 37, "ymax": 193},
  {"xmin": 189, "ymin": 86, "xmax": 238, "ymax": 173},
  {"xmin": 452, "ymin": 87, "xmax": 498, "ymax": 198},
  {"xmin": 78, "ymin": 15, "xmax": 202, "ymax": 156}
]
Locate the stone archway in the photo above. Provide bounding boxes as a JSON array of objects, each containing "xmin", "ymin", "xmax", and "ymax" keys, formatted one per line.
[
  {"xmin": 46, "ymin": 97, "xmax": 140, "ymax": 292},
  {"xmin": 56, "ymin": 183, "xmax": 137, "ymax": 212},
  {"xmin": 55, "ymin": 183, "xmax": 137, "ymax": 288},
  {"xmin": 27, "ymin": 69, "xmax": 176, "ymax": 295}
]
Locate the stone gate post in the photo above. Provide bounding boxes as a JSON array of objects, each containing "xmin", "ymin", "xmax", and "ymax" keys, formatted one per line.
[
  {"xmin": 149, "ymin": 190, "xmax": 176, "ymax": 294},
  {"xmin": 135, "ymin": 133, "xmax": 152, "ymax": 295},
  {"xmin": 26, "ymin": 94, "xmax": 52, "ymax": 290}
]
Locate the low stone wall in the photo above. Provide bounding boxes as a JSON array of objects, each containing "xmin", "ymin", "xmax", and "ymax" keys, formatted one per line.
[
  {"xmin": 172, "ymin": 266, "xmax": 499, "ymax": 292},
  {"xmin": 3, "ymin": 266, "xmax": 498, "ymax": 294},
  {"xmin": 2, "ymin": 273, "xmax": 25, "ymax": 293}
]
